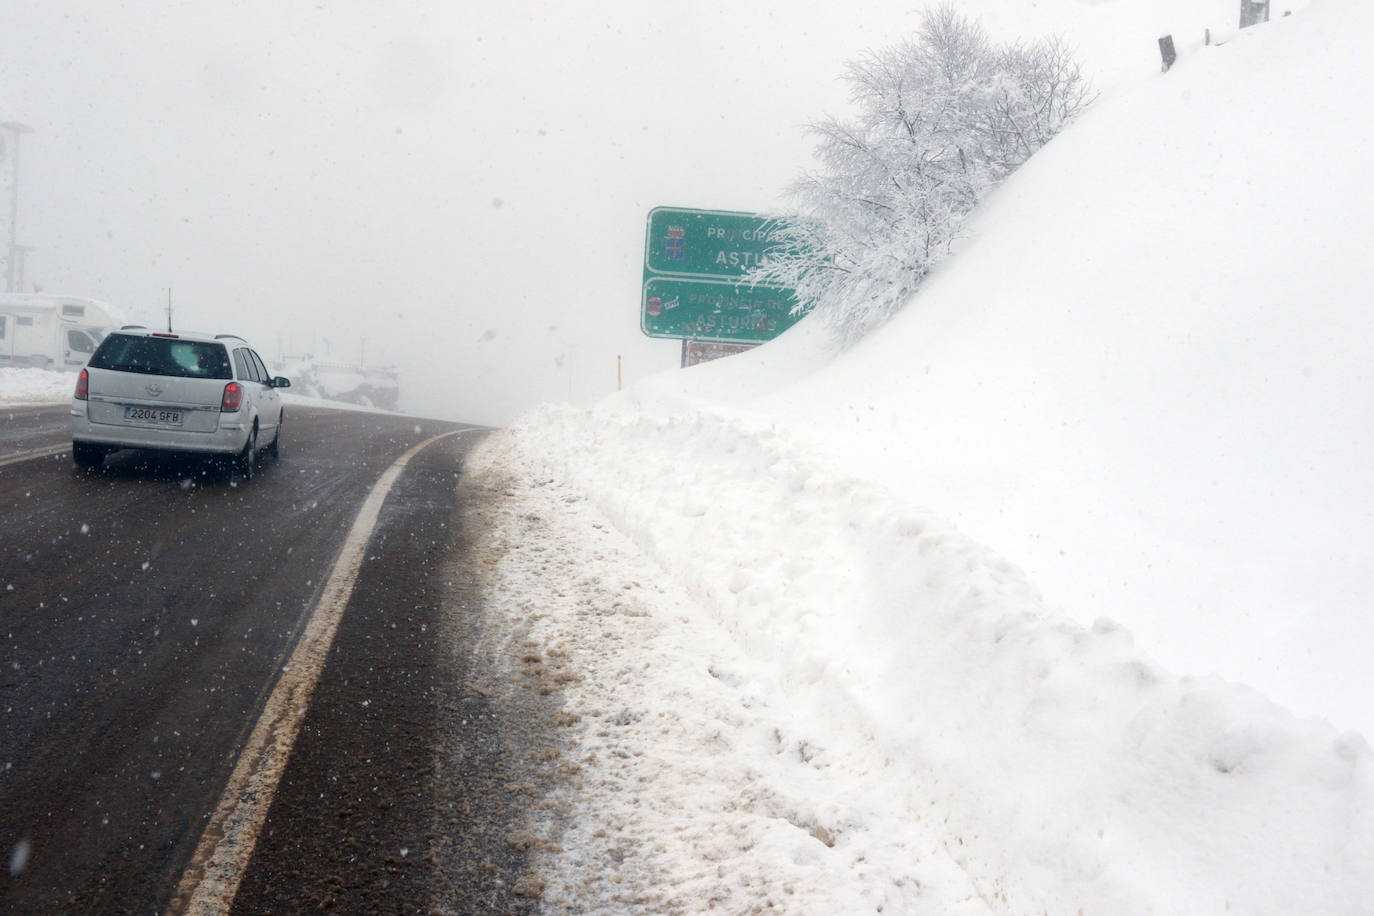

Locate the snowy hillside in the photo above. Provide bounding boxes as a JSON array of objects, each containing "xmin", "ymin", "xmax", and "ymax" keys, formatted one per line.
[
  {"xmin": 488, "ymin": 0, "xmax": 1374, "ymax": 911},
  {"xmin": 752, "ymin": 0, "xmax": 1374, "ymax": 740}
]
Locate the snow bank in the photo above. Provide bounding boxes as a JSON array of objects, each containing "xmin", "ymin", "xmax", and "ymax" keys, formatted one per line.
[
  {"xmin": 0, "ymin": 368, "xmax": 73, "ymax": 405},
  {"xmin": 488, "ymin": 2, "xmax": 1374, "ymax": 910},
  {"xmin": 497, "ymin": 407, "xmax": 1374, "ymax": 912},
  {"xmin": 0, "ymin": 366, "xmax": 398, "ymax": 415},
  {"xmin": 559, "ymin": 0, "xmax": 1374, "ymax": 738},
  {"xmin": 742, "ymin": 0, "xmax": 1374, "ymax": 737}
]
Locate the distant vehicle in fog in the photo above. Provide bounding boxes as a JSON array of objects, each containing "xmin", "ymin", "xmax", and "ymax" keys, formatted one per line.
[
  {"xmin": 277, "ymin": 355, "xmax": 400, "ymax": 410},
  {"xmin": 0, "ymin": 294, "xmax": 123, "ymax": 369}
]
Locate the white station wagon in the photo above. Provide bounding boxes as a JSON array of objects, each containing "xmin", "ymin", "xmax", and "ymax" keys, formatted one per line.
[{"xmin": 71, "ymin": 328, "xmax": 290, "ymax": 478}]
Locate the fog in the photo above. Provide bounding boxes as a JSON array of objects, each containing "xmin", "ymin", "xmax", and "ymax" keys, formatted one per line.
[{"xmin": 1, "ymin": 1, "xmax": 929, "ymax": 426}]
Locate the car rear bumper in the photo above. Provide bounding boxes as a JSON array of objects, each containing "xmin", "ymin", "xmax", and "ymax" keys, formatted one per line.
[{"xmin": 71, "ymin": 402, "xmax": 250, "ymax": 455}]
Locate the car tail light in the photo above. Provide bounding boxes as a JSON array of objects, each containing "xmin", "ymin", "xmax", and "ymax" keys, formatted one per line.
[
  {"xmin": 75, "ymin": 369, "xmax": 89, "ymax": 400},
  {"xmin": 221, "ymin": 382, "xmax": 244, "ymax": 412}
]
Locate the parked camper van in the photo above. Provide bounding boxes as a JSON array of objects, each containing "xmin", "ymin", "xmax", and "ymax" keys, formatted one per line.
[{"xmin": 0, "ymin": 295, "xmax": 123, "ymax": 370}]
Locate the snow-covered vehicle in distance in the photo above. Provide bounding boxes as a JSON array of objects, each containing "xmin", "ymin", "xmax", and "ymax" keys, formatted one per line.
[
  {"xmin": 0, "ymin": 294, "xmax": 123, "ymax": 370},
  {"xmin": 276, "ymin": 356, "xmax": 400, "ymax": 410}
]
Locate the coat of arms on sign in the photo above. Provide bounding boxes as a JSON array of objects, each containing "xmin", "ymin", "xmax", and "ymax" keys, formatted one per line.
[{"xmin": 664, "ymin": 226, "xmax": 685, "ymax": 261}]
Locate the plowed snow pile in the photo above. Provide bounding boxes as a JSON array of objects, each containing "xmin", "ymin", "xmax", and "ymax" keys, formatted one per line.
[{"xmin": 479, "ymin": 0, "xmax": 1374, "ymax": 912}]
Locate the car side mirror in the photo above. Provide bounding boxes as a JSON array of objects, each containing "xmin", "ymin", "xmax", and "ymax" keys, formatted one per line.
[{"xmin": 272, "ymin": 377, "xmax": 291, "ymax": 389}]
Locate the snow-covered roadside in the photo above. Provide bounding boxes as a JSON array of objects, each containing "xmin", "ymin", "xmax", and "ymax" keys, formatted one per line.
[
  {"xmin": 474, "ymin": 415, "xmax": 1374, "ymax": 914},
  {"xmin": 0, "ymin": 368, "xmax": 73, "ymax": 405},
  {"xmin": 468, "ymin": 429, "xmax": 993, "ymax": 914},
  {"xmin": 0, "ymin": 366, "xmax": 404, "ymax": 416}
]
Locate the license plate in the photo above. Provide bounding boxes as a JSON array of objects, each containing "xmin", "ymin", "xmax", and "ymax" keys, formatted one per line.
[{"xmin": 125, "ymin": 406, "xmax": 184, "ymax": 426}]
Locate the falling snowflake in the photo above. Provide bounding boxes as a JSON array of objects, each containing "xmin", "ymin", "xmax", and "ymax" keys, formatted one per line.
[{"xmin": 9, "ymin": 839, "xmax": 31, "ymax": 877}]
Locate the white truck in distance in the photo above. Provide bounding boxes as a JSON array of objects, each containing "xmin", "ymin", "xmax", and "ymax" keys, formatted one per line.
[{"xmin": 0, "ymin": 294, "xmax": 123, "ymax": 370}]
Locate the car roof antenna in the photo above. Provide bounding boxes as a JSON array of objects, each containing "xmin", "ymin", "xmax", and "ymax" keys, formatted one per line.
[{"xmin": 166, "ymin": 288, "xmax": 174, "ymax": 333}]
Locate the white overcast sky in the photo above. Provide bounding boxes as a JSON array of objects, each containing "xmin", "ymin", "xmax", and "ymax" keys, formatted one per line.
[{"xmin": 1, "ymin": 0, "xmax": 941, "ymax": 424}]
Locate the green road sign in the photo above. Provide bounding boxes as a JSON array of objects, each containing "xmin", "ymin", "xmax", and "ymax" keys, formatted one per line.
[
  {"xmin": 642, "ymin": 206, "xmax": 801, "ymax": 344},
  {"xmin": 641, "ymin": 276, "xmax": 802, "ymax": 344},
  {"xmin": 644, "ymin": 206, "xmax": 785, "ymax": 279}
]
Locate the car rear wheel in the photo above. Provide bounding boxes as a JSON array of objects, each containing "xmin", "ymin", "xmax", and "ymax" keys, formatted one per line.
[
  {"xmin": 267, "ymin": 411, "xmax": 282, "ymax": 459},
  {"xmin": 72, "ymin": 442, "xmax": 104, "ymax": 469},
  {"xmin": 235, "ymin": 429, "xmax": 257, "ymax": 481}
]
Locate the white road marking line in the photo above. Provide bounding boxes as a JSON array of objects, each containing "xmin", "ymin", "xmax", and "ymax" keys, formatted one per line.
[
  {"xmin": 167, "ymin": 430, "xmax": 465, "ymax": 915},
  {"xmin": 0, "ymin": 444, "xmax": 69, "ymax": 468}
]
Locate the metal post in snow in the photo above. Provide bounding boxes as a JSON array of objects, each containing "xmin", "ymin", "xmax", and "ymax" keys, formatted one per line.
[
  {"xmin": 1158, "ymin": 35, "xmax": 1177, "ymax": 72},
  {"xmin": 1, "ymin": 121, "xmax": 34, "ymax": 294},
  {"xmin": 1240, "ymin": 0, "xmax": 1271, "ymax": 29}
]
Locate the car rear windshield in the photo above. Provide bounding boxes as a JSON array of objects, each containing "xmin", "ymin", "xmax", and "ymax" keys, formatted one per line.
[{"xmin": 88, "ymin": 334, "xmax": 234, "ymax": 380}]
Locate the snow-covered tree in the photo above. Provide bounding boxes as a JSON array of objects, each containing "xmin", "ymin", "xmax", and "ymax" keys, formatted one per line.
[{"xmin": 752, "ymin": 4, "xmax": 1093, "ymax": 343}]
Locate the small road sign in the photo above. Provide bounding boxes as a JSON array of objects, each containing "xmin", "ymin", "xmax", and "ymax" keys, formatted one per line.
[{"xmin": 642, "ymin": 276, "xmax": 801, "ymax": 344}]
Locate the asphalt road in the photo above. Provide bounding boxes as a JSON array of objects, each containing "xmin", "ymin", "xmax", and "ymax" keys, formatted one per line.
[{"xmin": 0, "ymin": 402, "xmax": 550, "ymax": 914}]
